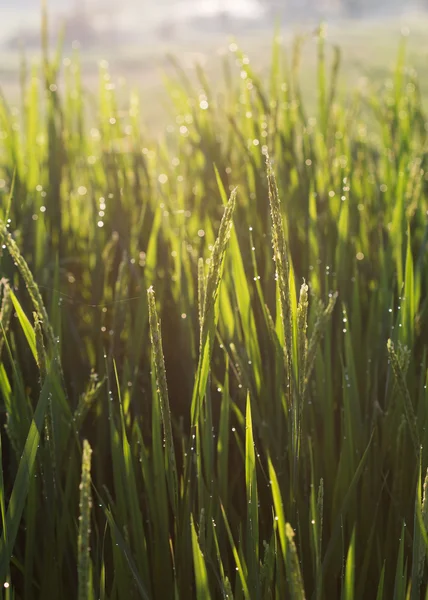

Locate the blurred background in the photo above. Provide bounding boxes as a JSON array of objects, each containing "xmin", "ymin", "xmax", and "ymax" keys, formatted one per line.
[
  {"xmin": 1, "ymin": 0, "xmax": 425, "ymax": 48},
  {"xmin": 1, "ymin": 0, "xmax": 428, "ymax": 130}
]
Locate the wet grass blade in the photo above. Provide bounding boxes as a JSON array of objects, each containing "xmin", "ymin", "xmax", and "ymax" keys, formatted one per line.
[
  {"xmin": 245, "ymin": 395, "xmax": 260, "ymax": 597},
  {"xmin": 191, "ymin": 515, "xmax": 211, "ymax": 600}
]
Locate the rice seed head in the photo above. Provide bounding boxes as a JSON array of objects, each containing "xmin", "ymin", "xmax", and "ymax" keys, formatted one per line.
[
  {"xmin": 202, "ymin": 188, "xmax": 236, "ymax": 338},
  {"xmin": 305, "ymin": 292, "xmax": 338, "ymax": 391},
  {"xmin": 0, "ymin": 222, "xmax": 64, "ymax": 382},
  {"xmin": 396, "ymin": 341, "xmax": 411, "ymax": 375},
  {"xmin": 297, "ymin": 282, "xmax": 309, "ymax": 398},
  {"xmin": 418, "ymin": 468, "xmax": 428, "ymax": 579},
  {"xmin": 34, "ymin": 310, "xmax": 56, "ymax": 476},
  {"xmin": 198, "ymin": 257, "xmax": 206, "ymax": 349},
  {"xmin": 78, "ymin": 440, "xmax": 93, "ymax": 600},
  {"xmin": 74, "ymin": 379, "xmax": 105, "ymax": 432},
  {"xmin": 0, "ymin": 280, "xmax": 12, "ymax": 358},
  {"xmin": 191, "ymin": 190, "xmax": 236, "ymax": 425},
  {"xmin": 147, "ymin": 286, "xmax": 178, "ymax": 508},
  {"xmin": 266, "ymin": 156, "xmax": 293, "ymax": 391},
  {"xmin": 34, "ymin": 312, "xmax": 47, "ymax": 383},
  {"xmin": 387, "ymin": 339, "xmax": 419, "ymax": 455}
]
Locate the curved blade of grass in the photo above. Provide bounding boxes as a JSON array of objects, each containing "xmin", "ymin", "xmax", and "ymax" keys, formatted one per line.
[
  {"xmin": 267, "ymin": 456, "xmax": 287, "ymax": 563},
  {"xmin": 394, "ymin": 524, "xmax": 406, "ymax": 600},
  {"xmin": 220, "ymin": 502, "xmax": 250, "ymax": 599},
  {"xmin": 376, "ymin": 563, "xmax": 386, "ymax": 600},
  {"xmin": 322, "ymin": 432, "xmax": 373, "ymax": 575},
  {"xmin": 9, "ymin": 290, "xmax": 36, "ymax": 361},
  {"xmin": 342, "ymin": 528, "xmax": 355, "ymax": 600},
  {"xmin": 245, "ymin": 394, "xmax": 260, "ymax": 597},
  {"xmin": 191, "ymin": 515, "xmax": 211, "ymax": 600},
  {"xmin": 98, "ymin": 490, "xmax": 150, "ymax": 600},
  {"xmin": 285, "ymin": 523, "xmax": 306, "ymax": 600}
]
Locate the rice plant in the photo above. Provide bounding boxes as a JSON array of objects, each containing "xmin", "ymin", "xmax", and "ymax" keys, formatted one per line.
[{"xmin": 0, "ymin": 15, "xmax": 428, "ymax": 600}]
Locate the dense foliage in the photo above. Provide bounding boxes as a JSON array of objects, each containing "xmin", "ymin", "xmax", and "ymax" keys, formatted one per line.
[{"xmin": 1, "ymin": 19, "xmax": 428, "ymax": 599}]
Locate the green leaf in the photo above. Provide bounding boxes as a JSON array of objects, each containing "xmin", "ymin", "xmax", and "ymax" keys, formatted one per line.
[{"xmin": 191, "ymin": 516, "xmax": 211, "ymax": 600}]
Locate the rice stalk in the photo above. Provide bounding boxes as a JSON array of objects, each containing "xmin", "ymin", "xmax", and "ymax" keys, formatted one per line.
[
  {"xmin": 191, "ymin": 189, "xmax": 236, "ymax": 425},
  {"xmin": 34, "ymin": 312, "xmax": 47, "ymax": 384},
  {"xmin": 34, "ymin": 311, "xmax": 56, "ymax": 489},
  {"xmin": 78, "ymin": 439, "xmax": 93, "ymax": 600},
  {"xmin": 198, "ymin": 256, "xmax": 206, "ymax": 352},
  {"xmin": 0, "ymin": 279, "xmax": 12, "ymax": 359},
  {"xmin": 297, "ymin": 281, "xmax": 309, "ymax": 399},
  {"xmin": 0, "ymin": 222, "xmax": 64, "ymax": 380},
  {"xmin": 147, "ymin": 286, "xmax": 178, "ymax": 512},
  {"xmin": 418, "ymin": 468, "xmax": 428, "ymax": 580},
  {"xmin": 305, "ymin": 293, "xmax": 338, "ymax": 393},
  {"xmin": 202, "ymin": 190, "xmax": 237, "ymax": 333},
  {"xmin": 73, "ymin": 378, "xmax": 105, "ymax": 432},
  {"xmin": 266, "ymin": 156, "xmax": 293, "ymax": 398},
  {"xmin": 387, "ymin": 339, "xmax": 419, "ymax": 455}
]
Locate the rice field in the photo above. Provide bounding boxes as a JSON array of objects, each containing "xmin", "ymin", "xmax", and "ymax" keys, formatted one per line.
[{"xmin": 1, "ymin": 10, "xmax": 428, "ymax": 599}]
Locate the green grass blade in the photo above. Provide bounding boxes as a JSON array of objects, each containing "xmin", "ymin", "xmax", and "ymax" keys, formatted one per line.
[{"xmin": 191, "ymin": 515, "xmax": 211, "ymax": 600}]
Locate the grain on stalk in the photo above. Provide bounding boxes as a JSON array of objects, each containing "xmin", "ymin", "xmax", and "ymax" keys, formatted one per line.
[
  {"xmin": 266, "ymin": 156, "xmax": 293, "ymax": 396},
  {"xmin": 78, "ymin": 439, "xmax": 93, "ymax": 600},
  {"xmin": 387, "ymin": 339, "xmax": 419, "ymax": 455},
  {"xmin": 191, "ymin": 189, "xmax": 237, "ymax": 425},
  {"xmin": 34, "ymin": 312, "xmax": 47, "ymax": 384},
  {"xmin": 297, "ymin": 281, "xmax": 309, "ymax": 399},
  {"xmin": 305, "ymin": 292, "xmax": 338, "ymax": 393},
  {"xmin": 202, "ymin": 189, "xmax": 237, "ymax": 336},
  {"xmin": 0, "ymin": 222, "xmax": 64, "ymax": 381},
  {"xmin": 147, "ymin": 286, "xmax": 178, "ymax": 512},
  {"xmin": 73, "ymin": 378, "xmax": 105, "ymax": 433},
  {"xmin": 0, "ymin": 279, "xmax": 12, "ymax": 358},
  {"xmin": 197, "ymin": 256, "xmax": 206, "ymax": 351},
  {"xmin": 418, "ymin": 468, "xmax": 428, "ymax": 580},
  {"xmin": 34, "ymin": 311, "xmax": 56, "ymax": 481}
]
